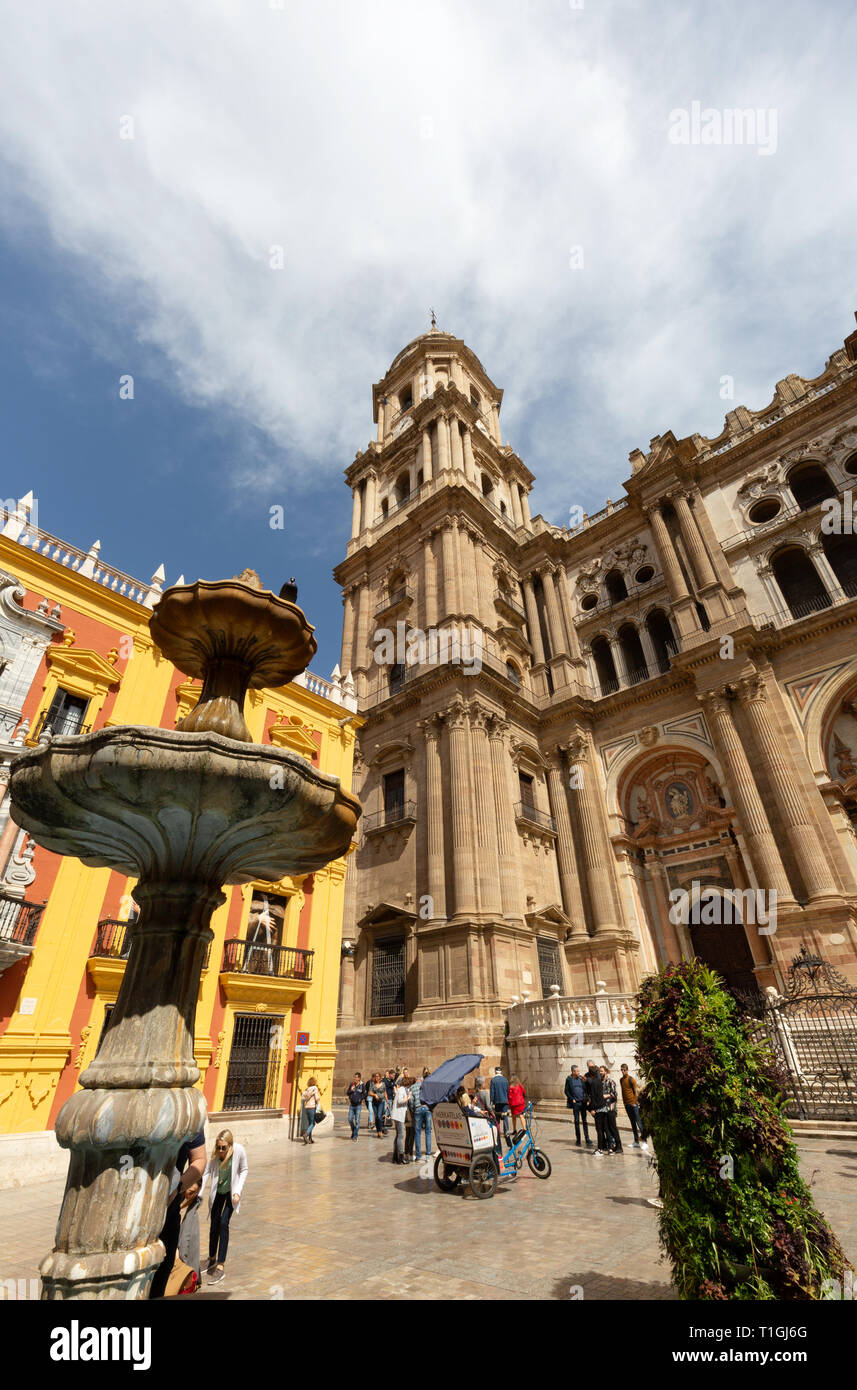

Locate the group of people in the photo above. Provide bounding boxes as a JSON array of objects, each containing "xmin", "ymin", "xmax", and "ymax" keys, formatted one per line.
[
  {"xmin": 149, "ymin": 1127, "xmax": 249, "ymax": 1297},
  {"xmin": 345, "ymin": 1066, "xmax": 434, "ymax": 1163},
  {"xmin": 564, "ymin": 1061, "xmax": 649, "ymax": 1157}
]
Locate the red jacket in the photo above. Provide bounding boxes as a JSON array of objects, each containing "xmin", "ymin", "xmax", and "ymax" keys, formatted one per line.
[{"xmin": 508, "ymin": 1084, "xmax": 526, "ymax": 1116}]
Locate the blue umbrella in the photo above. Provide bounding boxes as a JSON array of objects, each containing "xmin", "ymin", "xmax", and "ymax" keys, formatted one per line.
[{"xmin": 420, "ymin": 1053, "xmax": 485, "ymax": 1108}]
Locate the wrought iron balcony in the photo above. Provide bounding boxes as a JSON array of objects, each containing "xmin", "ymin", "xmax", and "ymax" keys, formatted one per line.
[
  {"xmin": 363, "ymin": 800, "xmax": 418, "ymax": 835},
  {"xmin": 221, "ymin": 938, "xmax": 314, "ymax": 981},
  {"xmin": 514, "ymin": 802, "xmax": 557, "ymax": 834},
  {"xmin": 92, "ymin": 918, "xmax": 211, "ymax": 968},
  {"xmin": 374, "ymin": 584, "xmax": 414, "ymax": 617},
  {"xmin": 627, "ymin": 664, "xmax": 650, "ymax": 686},
  {"xmin": 494, "ymin": 589, "xmax": 526, "ymax": 620},
  {"xmin": 0, "ymin": 892, "xmax": 46, "ymax": 948},
  {"xmin": 32, "ymin": 709, "xmax": 91, "ymax": 739},
  {"xmin": 599, "ymin": 677, "xmax": 620, "ymax": 696}
]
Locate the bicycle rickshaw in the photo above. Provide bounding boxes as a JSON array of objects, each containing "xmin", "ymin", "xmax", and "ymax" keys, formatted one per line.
[{"xmin": 422, "ymin": 1053, "xmax": 552, "ymax": 1199}]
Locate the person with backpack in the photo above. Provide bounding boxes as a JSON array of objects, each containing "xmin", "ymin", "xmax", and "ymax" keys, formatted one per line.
[{"xmin": 346, "ymin": 1072, "xmax": 367, "ymax": 1141}]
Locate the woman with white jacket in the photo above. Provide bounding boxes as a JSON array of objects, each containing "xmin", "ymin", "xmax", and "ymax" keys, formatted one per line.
[{"xmin": 200, "ymin": 1129, "xmax": 248, "ymax": 1284}]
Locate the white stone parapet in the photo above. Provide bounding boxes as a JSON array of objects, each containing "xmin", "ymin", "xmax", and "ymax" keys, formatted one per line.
[{"xmin": 506, "ymin": 990, "xmax": 638, "ymax": 1039}]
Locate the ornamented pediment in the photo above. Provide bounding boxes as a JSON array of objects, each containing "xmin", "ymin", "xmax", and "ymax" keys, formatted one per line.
[
  {"xmin": 45, "ymin": 641, "xmax": 121, "ymax": 693},
  {"xmin": 369, "ymin": 736, "xmax": 413, "ymax": 768},
  {"xmin": 268, "ymin": 714, "xmax": 318, "ymax": 759}
]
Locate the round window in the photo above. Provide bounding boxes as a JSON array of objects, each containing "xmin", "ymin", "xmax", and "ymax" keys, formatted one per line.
[
  {"xmin": 748, "ymin": 498, "xmax": 782, "ymax": 524},
  {"xmin": 634, "ymin": 565, "xmax": 655, "ymax": 585},
  {"xmin": 580, "ymin": 593, "xmax": 599, "ymax": 611},
  {"xmin": 844, "ymin": 452, "xmax": 857, "ymax": 477}
]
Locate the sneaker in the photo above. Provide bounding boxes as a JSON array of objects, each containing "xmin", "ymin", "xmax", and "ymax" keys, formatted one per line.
[
  {"xmin": 631, "ymin": 1141, "xmax": 641, "ymax": 1149},
  {"xmin": 575, "ymin": 1140, "xmax": 581, "ymax": 1147},
  {"xmin": 593, "ymin": 1150, "xmax": 605, "ymax": 1157},
  {"xmin": 208, "ymin": 1266, "xmax": 225, "ymax": 1284},
  {"xmin": 640, "ymin": 1141, "xmax": 650, "ymax": 1153},
  {"xmin": 585, "ymin": 1139, "xmax": 594, "ymax": 1147}
]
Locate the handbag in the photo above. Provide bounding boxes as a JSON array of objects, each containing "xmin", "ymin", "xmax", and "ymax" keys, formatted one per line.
[
  {"xmin": 165, "ymin": 1257, "xmax": 198, "ymax": 1297},
  {"xmin": 314, "ymin": 1107, "xmax": 326, "ymax": 1124}
]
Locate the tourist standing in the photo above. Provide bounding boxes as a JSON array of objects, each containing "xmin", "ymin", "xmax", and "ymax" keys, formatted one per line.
[
  {"xmin": 302, "ymin": 1076, "xmax": 321, "ymax": 1145},
  {"xmin": 476, "ymin": 1076, "xmax": 492, "ymax": 1116},
  {"xmin": 584, "ymin": 1060, "xmax": 609, "ymax": 1156},
  {"xmin": 149, "ymin": 1127, "xmax": 206, "ymax": 1299},
  {"xmin": 370, "ymin": 1072, "xmax": 387, "ymax": 1135},
  {"xmin": 600, "ymin": 1065, "xmax": 623, "ymax": 1155},
  {"xmin": 620, "ymin": 1063, "xmax": 649, "ymax": 1151},
  {"xmin": 383, "ymin": 1068, "xmax": 396, "ymax": 1128},
  {"xmin": 564, "ymin": 1065, "xmax": 592, "ymax": 1146},
  {"xmin": 508, "ymin": 1076, "xmax": 527, "ymax": 1134},
  {"xmin": 391, "ymin": 1072, "xmax": 410, "ymax": 1164},
  {"xmin": 412, "ymin": 1067, "xmax": 432, "ymax": 1162},
  {"xmin": 489, "ymin": 1067, "xmax": 510, "ymax": 1138},
  {"xmin": 346, "ymin": 1072, "xmax": 367, "ymax": 1141},
  {"xmin": 201, "ymin": 1129, "xmax": 248, "ymax": 1284}
]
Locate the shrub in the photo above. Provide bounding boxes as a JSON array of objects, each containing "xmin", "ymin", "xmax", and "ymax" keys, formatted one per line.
[{"xmin": 634, "ymin": 958, "xmax": 853, "ymax": 1300}]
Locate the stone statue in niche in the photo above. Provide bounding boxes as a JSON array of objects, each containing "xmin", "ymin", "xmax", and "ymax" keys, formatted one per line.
[
  {"xmin": 833, "ymin": 732, "xmax": 857, "ymax": 780},
  {"xmin": 666, "ymin": 782, "xmax": 693, "ymax": 819}
]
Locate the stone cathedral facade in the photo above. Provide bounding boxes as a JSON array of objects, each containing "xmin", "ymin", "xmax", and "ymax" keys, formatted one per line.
[{"xmin": 333, "ymin": 316, "xmax": 857, "ymax": 1080}]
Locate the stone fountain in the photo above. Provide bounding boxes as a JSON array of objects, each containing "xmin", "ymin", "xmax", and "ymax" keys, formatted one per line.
[{"xmin": 8, "ymin": 576, "xmax": 360, "ymax": 1299}]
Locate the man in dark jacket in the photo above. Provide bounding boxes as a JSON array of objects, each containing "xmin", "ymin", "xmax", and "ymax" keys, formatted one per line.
[
  {"xmin": 346, "ymin": 1072, "xmax": 367, "ymax": 1141},
  {"xmin": 489, "ymin": 1068, "xmax": 510, "ymax": 1138},
  {"xmin": 583, "ymin": 1060, "xmax": 609, "ymax": 1156},
  {"xmin": 564, "ymin": 1065, "xmax": 592, "ymax": 1147}
]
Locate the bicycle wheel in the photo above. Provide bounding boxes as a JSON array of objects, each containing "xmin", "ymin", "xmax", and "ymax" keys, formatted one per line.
[
  {"xmin": 469, "ymin": 1153, "xmax": 498, "ymax": 1199},
  {"xmin": 434, "ymin": 1155, "xmax": 461, "ymax": 1192},
  {"xmin": 527, "ymin": 1148, "xmax": 552, "ymax": 1179}
]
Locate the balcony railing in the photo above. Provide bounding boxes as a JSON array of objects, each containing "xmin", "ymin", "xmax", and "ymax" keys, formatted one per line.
[
  {"xmin": 221, "ymin": 938, "xmax": 314, "ymax": 981},
  {"xmin": 363, "ymin": 800, "xmax": 418, "ymax": 834},
  {"xmin": 375, "ymin": 483, "xmax": 425, "ymax": 525},
  {"xmin": 0, "ymin": 893, "xmax": 46, "ymax": 948},
  {"xmin": 92, "ymin": 918, "xmax": 212, "ymax": 968},
  {"xmin": 375, "ymin": 584, "xmax": 414, "ymax": 617},
  {"xmin": 627, "ymin": 664, "xmax": 650, "ymax": 686},
  {"xmin": 514, "ymin": 802, "xmax": 557, "ymax": 834},
  {"xmin": 599, "ymin": 677, "xmax": 620, "ymax": 697},
  {"xmin": 494, "ymin": 589, "xmax": 526, "ymax": 619}
]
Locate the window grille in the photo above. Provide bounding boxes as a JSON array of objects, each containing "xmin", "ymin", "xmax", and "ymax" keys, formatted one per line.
[
  {"xmin": 537, "ymin": 937, "xmax": 563, "ymax": 997},
  {"xmin": 371, "ymin": 937, "xmax": 406, "ymax": 1018},
  {"xmin": 222, "ymin": 1013, "xmax": 285, "ymax": 1110}
]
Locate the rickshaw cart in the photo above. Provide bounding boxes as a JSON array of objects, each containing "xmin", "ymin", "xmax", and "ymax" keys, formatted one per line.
[{"xmin": 433, "ymin": 1102, "xmax": 500, "ymax": 1198}]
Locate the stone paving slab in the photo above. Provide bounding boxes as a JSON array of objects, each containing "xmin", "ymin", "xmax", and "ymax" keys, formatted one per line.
[{"xmin": 0, "ymin": 1117, "xmax": 854, "ymax": 1301}]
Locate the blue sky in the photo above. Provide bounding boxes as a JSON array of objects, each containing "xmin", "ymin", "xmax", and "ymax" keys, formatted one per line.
[{"xmin": 2, "ymin": 0, "xmax": 856, "ymax": 678}]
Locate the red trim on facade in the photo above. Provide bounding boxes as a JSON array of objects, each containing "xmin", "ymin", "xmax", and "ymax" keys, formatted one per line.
[{"xmin": 0, "ymin": 844, "xmax": 63, "ymax": 1032}]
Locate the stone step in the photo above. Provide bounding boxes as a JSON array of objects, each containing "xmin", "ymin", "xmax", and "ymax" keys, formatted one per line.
[{"xmin": 788, "ymin": 1118, "xmax": 857, "ymax": 1144}]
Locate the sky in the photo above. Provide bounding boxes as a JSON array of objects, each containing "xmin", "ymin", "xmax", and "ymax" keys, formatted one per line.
[{"xmin": 1, "ymin": 0, "xmax": 856, "ymax": 678}]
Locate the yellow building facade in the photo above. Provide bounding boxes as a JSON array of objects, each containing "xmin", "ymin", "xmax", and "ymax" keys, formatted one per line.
[{"xmin": 0, "ymin": 510, "xmax": 360, "ymax": 1162}]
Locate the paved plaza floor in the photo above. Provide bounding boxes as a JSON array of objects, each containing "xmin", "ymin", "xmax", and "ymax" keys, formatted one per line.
[{"xmin": 2, "ymin": 1117, "xmax": 855, "ymax": 1301}]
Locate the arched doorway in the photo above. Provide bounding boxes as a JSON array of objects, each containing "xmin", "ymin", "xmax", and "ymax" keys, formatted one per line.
[{"xmin": 689, "ymin": 897, "xmax": 757, "ymax": 995}]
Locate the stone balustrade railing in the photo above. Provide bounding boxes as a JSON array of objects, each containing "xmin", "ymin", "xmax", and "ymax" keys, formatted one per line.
[{"xmin": 506, "ymin": 990, "xmax": 638, "ymax": 1039}]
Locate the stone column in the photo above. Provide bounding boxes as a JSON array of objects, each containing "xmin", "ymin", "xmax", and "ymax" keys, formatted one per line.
[
  {"xmin": 699, "ymin": 692, "xmax": 793, "ymax": 900},
  {"xmin": 647, "ymin": 858, "xmax": 686, "ymax": 961},
  {"xmin": 488, "ymin": 718, "xmax": 523, "ymax": 920},
  {"xmin": 441, "ymin": 521, "xmax": 459, "ymax": 619},
  {"xmin": 460, "ymin": 428, "xmax": 475, "ymax": 483},
  {"xmin": 638, "ymin": 622, "xmax": 658, "ymax": 675},
  {"xmin": 609, "ymin": 634, "xmax": 629, "ymax": 687},
  {"xmin": 350, "ymin": 486, "xmax": 362, "ymax": 539},
  {"xmin": 687, "ymin": 486, "xmax": 737, "ymax": 593},
  {"xmin": 509, "ymin": 482, "xmax": 523, "ymax": 528},
  {"xmin": 645, "ymin": 504, "xmax": 690, "ymax": 603},
  {"xmin": 341, "ymin": 587, "xmax": 356, "ymax": 672},
  {"xmin": 735, "ymin": 675, "xmax": 839, "ymax": 900},
  {"xmin": 545, "ymin": 753, "xmax": 587, "ymax": 934},
  {"xmin": 437, "ymin": 415, "xmax": 451, "ymax": 472},
  {"xmin": 424, "ymin": 532, "xmax": 438, "ymax": 630},
  {"xmin": 354, "ymin": 581, "xmax": 372, "ymax": 696},
  {"xmin": 420, "ymin": 715, "xmax": 447, "ymax": 920},
  {"xmin": 671, "ymin": 491, "xmax": 718, "ymax": 589},
  {"xmin": 364, "ymin": 471, "xmax": 378, "ymax": 527},
  {"xmin": 338, "ymin": 942, "xmax": 357, "ymax": 1024},
  {"xmin": 447, "ymin": 701, "xmax": 477, "ymax": 917},
  {"xmin": 554, "ymin": 566, "xmax": 582, "ymax": 661},
  {"xmin": 470, "ymin": 706, "xmax": 502, "ymax": 915},
  {"xmin": 522, "ymin": 577, "xmax": 546, "ymax": 665},
  {"xmin": 421, "ymin": 429, "xmax": 433, "ymax": 482},
  {"xmin": 519, "ymin": 488, "xmax": 532, "ymax": 525},
  {"xmin": 450, "ymin": 419, "xmax": 465, "ymax": 473},
  {"xmin": 541, "ymin": 567, "xmax": 567, "ymax": 657},
  {"xmin": 563, "ymin": 727, "xmax": 621, "ymax": 935},
  {"xmin": 807, "ymin": 542, "xmax": 840, "ymax": 600}
]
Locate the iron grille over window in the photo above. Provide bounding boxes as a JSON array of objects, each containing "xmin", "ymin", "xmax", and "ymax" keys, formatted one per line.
[
  {"xmin": 37, "ymin": 688, "xmax": 90, "ymax": 737},
  {"xmin": 384, "ymin": 769, "xmax": 405, "ymax": 819},
  {"xmin": 223, "ymin": 1013, "xmax": 285, "ymax": 1111},
  {"xmin": 372, "ymin": 937, "xmax": 406, "ymax": 1018},
  {"xmin": 537, "ymin": 937, "xmax": 563, "ymax": 997}
]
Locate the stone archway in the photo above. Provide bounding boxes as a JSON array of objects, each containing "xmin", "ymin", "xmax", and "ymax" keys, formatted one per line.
[{"xmin": 687, "ymin": 895, "xmax": 758, "ymax": 995}]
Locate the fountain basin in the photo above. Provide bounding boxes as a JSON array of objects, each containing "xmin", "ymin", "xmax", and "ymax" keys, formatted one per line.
[{"xmin": 9, "ymin": 725, "xmax": 359, "ymax": 883}]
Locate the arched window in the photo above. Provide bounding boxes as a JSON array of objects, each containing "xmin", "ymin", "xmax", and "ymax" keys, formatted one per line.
[
  {"xmin": 694, "ymin": 601, "xmax": 711, "ymax": 633},
  {"xmin": 646, "ymin": 609, "xmax": 676, "ymax": 673},
  {"xmin": 394, "ymin": 472, "xmax": 410, "ymax": 506},
  {"xmin": 605, "ymin": 569, "xmax": 628, "ymax": 605},
  {"xmin": 389, "ymin": 662, "xmax": 406, "ymax": 695},
  {"xmin": 505, "ymin": 660, "xmax": 521, "ymax": 687},
  {"xmin": 591, "ymin": 635, "xmax": 619, "ymax": 696},
  {"xmin": 821, "ymin": 532, "xmax": 857, "ymax": 599},
  {"xmin": 618, "ymin": 623, "xmax": 648, "ymax": 684},
  {"xmin": 770, "ymin": 545, "xmax": 831, "ymax": 619},
  {"xmin": 380, "ymin": 497, "xmax": 389, "ymax": 520},
  {"xmin": 398, "ymin": 385, "xmax": 413, "ymax": 413},
  {"xmin": 481, "ymin": 472, "xmax": 494, "ymax": 498},
  {"xmin": 787, "ymin": 462, "xmax": 836, "ymax": 512},
  {"xmin": 470, "ymin": 387, "xmax": 481, "ymax": 409}
]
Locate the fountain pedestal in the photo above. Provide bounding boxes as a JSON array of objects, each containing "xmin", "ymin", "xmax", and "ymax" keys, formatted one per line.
[{"xmin": 9, "ymin": 580, "xmax": 359, "ymax": 1299}]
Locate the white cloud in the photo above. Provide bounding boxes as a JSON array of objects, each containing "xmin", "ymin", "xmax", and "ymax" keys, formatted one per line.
[{"xmin": 1, "ymin": 0, "xmax": 855, "ymax": 514}]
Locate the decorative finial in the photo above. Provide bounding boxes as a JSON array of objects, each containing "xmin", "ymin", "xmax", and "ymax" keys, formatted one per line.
[
  {"xmin": 430, "ymin": 307, "xmax": 437, "ymax": 330},
  {"xmin": 279, "ymin": 577, "xmax": 298, "ymax": 603}
]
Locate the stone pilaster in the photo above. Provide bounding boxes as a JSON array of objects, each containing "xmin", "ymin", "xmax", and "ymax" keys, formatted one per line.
[
  {"xmin": 441, "ymin": 521, "xmax": 459, "ymax": 620},
  {"xmin": 488, "ymin": 717, "xmax": 523, "ymax": 920},
  {"xmin": 421, "ymin": 429, "xmax": 433, "ymax": 481},
  {"xmin": 522, "ymin": 577, "xmax": 546, "ymax": 665},
  {"xmin": 699, "ymin": 692, "xmax": 794, "ymax": 901},
  {"xmin": 562, "ymin": 727, "xmax": 621, "ymax": 936},
  {"xmin": 541, "ymin": 566, "xmax": 567, "ymax": 657},
  {"xmin": 735, "ymin": 674, "xmax": 840, "ymax": 901},
  {"xmin": 469, "ymin": 705, "xmax": 502, "ymax": 915},
  {"xmin": 419, "ymin": 714, "xmax": 447, "ymax": 921},
  {"xmin": 446, "ymin": 700, "xmax": 477, "ymax": 917},
  {"xmin": 545, "ymin": 752, "xmax": 587, "ymax": 934}
]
